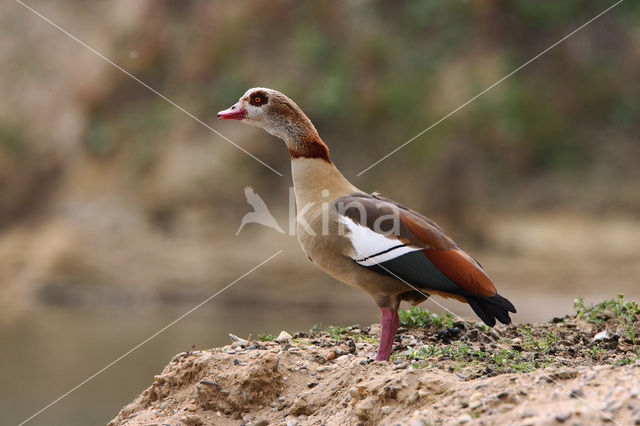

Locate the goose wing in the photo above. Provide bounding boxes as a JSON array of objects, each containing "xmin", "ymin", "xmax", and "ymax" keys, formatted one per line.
[{"xmin": 335, "ymin": 193, "xmax": 515, "ymax": 326}]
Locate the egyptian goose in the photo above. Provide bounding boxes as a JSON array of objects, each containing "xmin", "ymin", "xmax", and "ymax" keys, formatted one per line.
[{"xmin": 218, "ymin": 88, "xmax": 516, "ymax": 361}]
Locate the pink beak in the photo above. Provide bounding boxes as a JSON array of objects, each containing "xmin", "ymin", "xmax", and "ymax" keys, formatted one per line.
[{"xmin": 217, "ymin": 99, "xmax": 245, "ymax": 120}]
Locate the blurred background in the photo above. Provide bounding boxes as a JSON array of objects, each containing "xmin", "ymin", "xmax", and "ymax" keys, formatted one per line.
[{"xmin": 1, "ymin": 0, "xmax": 639, "ymax": 424}]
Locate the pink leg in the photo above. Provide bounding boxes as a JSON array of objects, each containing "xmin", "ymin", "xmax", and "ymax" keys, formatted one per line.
[{"xmin": 375, "ymin": 307, "xmax": 399, "ymax": 361}]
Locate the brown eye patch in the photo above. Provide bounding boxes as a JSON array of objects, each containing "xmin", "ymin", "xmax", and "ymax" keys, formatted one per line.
[{"xmin": 249, "ymin": 90, "xmax": 268, "ymax": 107}]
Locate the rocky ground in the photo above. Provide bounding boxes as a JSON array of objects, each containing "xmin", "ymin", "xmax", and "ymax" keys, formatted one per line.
[{"xmin": 110, "ymin": 297, "xmax": 640, "ymax": 426}]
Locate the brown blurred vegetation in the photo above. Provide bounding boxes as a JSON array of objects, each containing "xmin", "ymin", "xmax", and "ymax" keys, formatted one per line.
[{"xmin": 1, "ymin": 0, "xmax": 639, "ymax": 313}]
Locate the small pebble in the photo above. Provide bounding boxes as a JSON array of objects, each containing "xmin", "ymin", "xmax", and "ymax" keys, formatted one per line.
[
  {"xmin": 469, "ymin": 392, "xmax": 483, "ymax": 409},
  {"xmin": 275, "ymin": 331, "xmax": 292, "ymax": 343},
  {"xmin": 520, "ymin": 409, "xmax": 537, "ymax": 418},
  {"xmin": 457, "ymin": 414, "xmax": 472, "ymax": 424},
  {"xmin": 600, "ymin": 413, "xmax": 614, "ymax": 422},
  {"xmin": 554, "ymin": 412, "xmax": 570, "ymax": 423},
  {"xmin": 593, "ymin": 330, "xmax": 610, "ymax": 341},
  {"xmin": 455, "ymin": 372, "xmax": 467, "ymax": 380},
  {"xmin": 569, "ymin": 388, "xmax": 585, "ymax": 399}
]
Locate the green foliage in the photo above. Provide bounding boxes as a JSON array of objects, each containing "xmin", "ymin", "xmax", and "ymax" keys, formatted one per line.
[
  {"xmin": 475, "ymin": 323, "xmax": 490, "ymax": 332},
  {"xmin": 586, "ymin": 346, "xmax": 605, "ymax": 360},
  {"xmin": 292, "ymin": 338, "xmax": 310, "ymax": 347},
  {"xmin": 256, "ymin": 333, "xmax": 274, "ymax": 342},
  {"xmin": 406, "ymin": 341, "xmax": 549, "ymax": 373},
  {"xmin": 409, "ymin": 341, "xmax": 485, "ymax": 363},
  {"xmin": 325, "ymin": 325, "xmax": 348, "ymax": 339},
  {"xmin": 0, "ymin": 122, "xmax": 28, "ymax": 156},
  {"xmin": 310, "ymin": 323, "xmax": 322, "ymax": 335},
  {"xmin": 398, "ymin": 306, "xmax": 454, "ymax": 329},
  {"xmin": 310, "ymin": 323, "xmax": 349, "ymax": 339},
  {"xmin": 575, "ymin": 294, "xmax": 640, "ymax": 348},
  {"xmin": 517, "ymin": 325, "xmax": 557, "ymax": 352},
  {"xmin": 10, "ymin": 0, "xmax": 635, "ymax": 220},
  {"xmin": 353, "ymin": 334, "xmax": 379, "ymax": 344},
  {"xmin": 491, "ymin": 349, "xmax": 552, "ymax": 373},
  {"xmin": 512, "ymin": 0, "xmax": 586, "ymax": 27}
]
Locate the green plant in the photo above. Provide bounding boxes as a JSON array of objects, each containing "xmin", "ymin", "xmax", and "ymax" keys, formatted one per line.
[
  {"xmin": 586, "ymin": 346, "xmax": 605, "ymax": 360},
  {"xmin": 574, "ymin": 296, "xmax": 617, "ymax": 325},
  {"xmin": 292, "ymin": 338, "xmax": 310, "ymax": 347},
  {"xmin": 432, "ymin": 311, "xmax": 456, "ymax": 329},
  {"xmin": 545, "ymin": 330, "xmax": 559, "ymax": 349},
  {"xmin": 353, "ymin": 334, "xmax": 379, "ymax": 344},
  {"xmin": 406, "ymin": 341, "xmax": 546, "ymax": 373},
  {"xmin": 0, "ymin": 122, "xmax": 27, "ymax": 156},
  {"xmin": 325, "ymin": 325, "xmax": 348, "ymax": 339},
  {"xmin": 613, "ymin": 294, "xmax": 640, "ymax": 346},
  {"xmin": 257, "ymin": 333, "xmax": 274, "ymax": 341},
  {"xmin": 475, "ymin": 323, "xmax": 490, "ymax": 332},
  {"xmin": 398, "ymin": 306, "xmax": 454, "ymax": 329},
  {"xmin": 574, "ymin": 294, "xmax": 639, "ymax": 347},
  {"xmin": 517, "ymin": 325, "xmax": 557, "ymax": 352},
  {"xmin": 491, "ymin": 349, "xmax": 551, "ymax": 373}
]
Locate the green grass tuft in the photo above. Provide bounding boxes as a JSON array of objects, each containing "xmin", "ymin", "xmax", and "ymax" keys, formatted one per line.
[
  {"xmin": 257, "ymin": 333, "xmax": 274, "ymax": 341},
  {"xmin": 398, "ymin": 306, "xmax": 455, "ymax": 329},
  {"xmin": 575, "ymin": 294, "xmax": 640, "ymax": 347},
  {"xmin": 325, "ymin": 325, "xmax": 348, "ymax": 339}
]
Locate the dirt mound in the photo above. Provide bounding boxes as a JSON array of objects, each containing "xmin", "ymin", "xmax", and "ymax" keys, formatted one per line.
[{"xmin": 110, "ymin": 300, "xmax": 640, "ymax": 425}]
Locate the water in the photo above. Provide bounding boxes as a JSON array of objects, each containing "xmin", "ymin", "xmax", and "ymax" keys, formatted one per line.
[{"xmin": 0, "ymin": 303, "xmax": 377, "ymax": 426}]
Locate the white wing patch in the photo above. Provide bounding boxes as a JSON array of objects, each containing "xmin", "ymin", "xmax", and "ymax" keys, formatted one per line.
[{"xmin": 340, "ymin": 216, "xmax": 422, "ymax": 266}]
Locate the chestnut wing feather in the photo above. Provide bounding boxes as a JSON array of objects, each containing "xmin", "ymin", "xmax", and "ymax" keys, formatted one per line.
[
  {"xmin": 337, "ymin": 193, "xmax": 495, "ymax": 296},
  {"xmin": 336, "ymin": 193, "xmax": 516, "ymax": 326}
]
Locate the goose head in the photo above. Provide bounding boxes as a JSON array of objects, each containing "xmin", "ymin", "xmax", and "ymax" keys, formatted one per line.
[
  {"xmin": 218, "ymin": 87, "xmax": 330, "ymax": 162},
  {"xmin": 218, "ymin": 88, "xmax": 314, "ymax": 141}
]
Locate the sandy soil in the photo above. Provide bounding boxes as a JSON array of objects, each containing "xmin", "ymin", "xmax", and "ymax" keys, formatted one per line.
[{"xmin": 109, "ymin": 310, "xmax": 640, "ymax": 425}]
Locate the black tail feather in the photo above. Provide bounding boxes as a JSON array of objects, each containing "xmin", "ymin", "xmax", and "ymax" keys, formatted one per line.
[
  {"xmin": 466, "ymin": 297, "xmax": 496, "ymax": 326},
  {"xmin": 466, "ymin": 293, "xmax": 516, "ymax": 327}
]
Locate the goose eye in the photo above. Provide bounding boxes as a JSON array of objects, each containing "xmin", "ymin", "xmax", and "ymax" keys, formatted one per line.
[{"xmin": 249, "ymin": 92, "xmax": 268, "ymax": 106}]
